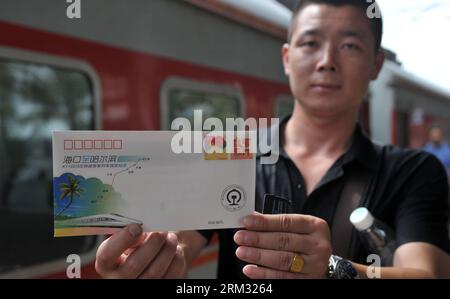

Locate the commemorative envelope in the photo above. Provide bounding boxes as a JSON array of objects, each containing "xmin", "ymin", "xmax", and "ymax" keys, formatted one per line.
[{"xmin": 52, "ymin": 131, "xmax": 256, "ymax": 237}]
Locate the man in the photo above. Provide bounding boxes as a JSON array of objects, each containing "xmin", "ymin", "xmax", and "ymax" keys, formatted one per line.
[
  {"xmin": 424, "ymin": 126, "xmax": 450, "ymax": 176},
  {"xmin": 95, "ymin": 0, "xmax": 450, "ymax": 279}
]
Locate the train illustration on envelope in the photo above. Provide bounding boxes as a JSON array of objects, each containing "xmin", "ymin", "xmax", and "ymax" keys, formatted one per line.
[{"xmin": 56, "ymin": 213, "xmax": 143, "ymax": 228}]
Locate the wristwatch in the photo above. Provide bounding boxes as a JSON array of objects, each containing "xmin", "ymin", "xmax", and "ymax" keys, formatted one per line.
[{"xmin": 326, "ymin": 255, "xmax": 359, "ymax": 279}]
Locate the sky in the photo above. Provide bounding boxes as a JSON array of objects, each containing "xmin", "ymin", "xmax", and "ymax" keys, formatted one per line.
[{"xmin": 377, "ymin": 0, "xmax": 450, "ymax": 93}]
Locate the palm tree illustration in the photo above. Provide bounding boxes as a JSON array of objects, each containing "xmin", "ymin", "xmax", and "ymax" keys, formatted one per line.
[{"xmin": 55, "ymin": 175, "xmax": 84, "ymax": 218}]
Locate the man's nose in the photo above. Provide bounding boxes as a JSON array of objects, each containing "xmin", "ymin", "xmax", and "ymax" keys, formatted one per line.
[{"xmin": 317, "ymin": 45, "xmax": 338, "ymax": 72}]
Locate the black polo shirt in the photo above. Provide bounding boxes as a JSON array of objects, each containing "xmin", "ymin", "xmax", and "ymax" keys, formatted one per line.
[{"xmin": 199, "ymin": 117, "xmax": 450, "ymax": 279}]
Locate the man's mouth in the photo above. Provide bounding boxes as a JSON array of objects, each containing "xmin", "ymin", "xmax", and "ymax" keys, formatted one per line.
[{"xmin": 311, "ymin": 83, "xmax": 341, "ymax": 92}]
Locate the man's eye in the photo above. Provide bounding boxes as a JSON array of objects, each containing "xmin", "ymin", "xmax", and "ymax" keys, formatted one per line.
[
  {"xmin": 301, "ymin": 41, "xmax": 317, "ymax": 48},
  {"xmin": 343, "ymin": 43, "xmax": 360, "ymax": 50}
]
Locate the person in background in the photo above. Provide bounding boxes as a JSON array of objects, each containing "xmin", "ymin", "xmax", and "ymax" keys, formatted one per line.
[{"xmin": 424, "ymin": 126, "xmax": 450, "ymax": 177}]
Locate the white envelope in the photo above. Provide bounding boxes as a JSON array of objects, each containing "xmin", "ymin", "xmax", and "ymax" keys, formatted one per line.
[{"xmin": 52, "ymin": 131, "xmax": 255, "ymax": 237}]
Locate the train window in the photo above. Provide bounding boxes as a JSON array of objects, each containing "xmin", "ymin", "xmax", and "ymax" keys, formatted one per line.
[
  {"xmin": 274, "ymin": 95, "xmax": 294, "ymax": 118},
  {"xmin": 160, "ymin": 77, "xmax": 244, "ymax": 129},
  {"xmin": 0, "ymin": 59, "xmax": 97, "ymax": 274}
]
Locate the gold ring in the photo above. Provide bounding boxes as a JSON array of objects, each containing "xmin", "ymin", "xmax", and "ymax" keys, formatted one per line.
[{"xmin": 289, "ymin": 254, "xmax": 304, "ymax": 273}]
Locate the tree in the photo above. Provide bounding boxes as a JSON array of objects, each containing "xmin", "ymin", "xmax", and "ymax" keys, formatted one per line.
[{"xmin": 55, "ymin": 175, "xmax": 84, "ymax": 218}]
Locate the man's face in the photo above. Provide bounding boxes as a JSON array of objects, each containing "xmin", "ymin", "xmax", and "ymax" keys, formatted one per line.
[
  {"xmin": 282, "ymin": 4, "xmax": 384, "ymax": 117},
  {"xmin": 429, "ymin": 128, "xmax": 444, "ymax": 143}
]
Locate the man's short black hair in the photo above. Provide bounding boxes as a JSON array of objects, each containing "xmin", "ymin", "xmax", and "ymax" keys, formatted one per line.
[
  {"xmin": 430, "ymin": 125, "xmax": 444, "ymax": 132},
  {"xmin": 287, "ymin": 0, "xmax": 383, "ymax": 51}
]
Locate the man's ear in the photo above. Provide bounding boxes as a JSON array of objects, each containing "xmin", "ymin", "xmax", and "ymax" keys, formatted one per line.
[
  {"xmin": 371, "ymin": 50, "xmax": 385, "ymax": 80},
  {"xmin": 282, "ymin": 43, "xmax": 290, "ymax": 76}
]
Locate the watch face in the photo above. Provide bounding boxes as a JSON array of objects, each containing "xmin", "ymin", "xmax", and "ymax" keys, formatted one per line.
[{"xmin": 336, "ymin": 260, "xmax": 358, "ymax": 279}]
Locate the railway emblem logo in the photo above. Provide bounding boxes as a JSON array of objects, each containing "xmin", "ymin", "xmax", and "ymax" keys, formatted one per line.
[{"xmin": 221, "ymin": 185, "xmax": 246, "ymax": 212}]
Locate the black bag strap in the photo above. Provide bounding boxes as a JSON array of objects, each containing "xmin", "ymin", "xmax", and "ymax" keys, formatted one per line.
[{"xmin": 331, "ymin": 144, "xmax": 382, "ymax": 259}]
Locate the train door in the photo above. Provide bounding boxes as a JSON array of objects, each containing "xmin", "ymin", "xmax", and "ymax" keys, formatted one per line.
[{"xmin": 395, "ymin": 110, "xmax": 410, "ymax": 148}]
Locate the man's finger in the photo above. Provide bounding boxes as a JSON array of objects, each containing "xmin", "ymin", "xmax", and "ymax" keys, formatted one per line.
[
  {"xmin": 96, "ymin": 224, "xmax": 144, "ymax": 272},
  {"xmin": 233, "ymin": 230, "xmax": 317, "ymax": 254},
  {"xmin": 119, "ymin": 231, "xmax": 168, "ymax": 278},
  {"xmin": 242, "ymin": 264, "xmax": 310, "ymax": 279},
  {"xmin": 123, "ymin": 232, "xmax": 150, "ymax": 256},
  {"xmin": 242, "ymin": 212, "xmax": 317, "ymax": 234},
  {"xmin": 236, "ymin": 246, "xmax": 318, "ymax": 274},
  {"xmin": 163, "ymin": 245, "xmax": 186, "ymax": 279},
  {"xmin": 138, "ymin": 232, "xmax": 178, "ymax": 279}
]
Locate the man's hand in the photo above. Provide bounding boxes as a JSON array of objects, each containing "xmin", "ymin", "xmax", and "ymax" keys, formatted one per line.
[
  {"xmin": 234, "ymin": 212, "xmax": 332, "ymax": 279},
  {"xmin": 95, "ymin": 224, "xmax": 187, "ymax": 278}
]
